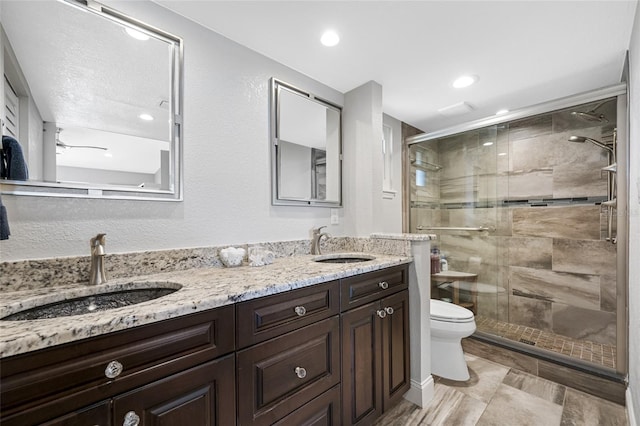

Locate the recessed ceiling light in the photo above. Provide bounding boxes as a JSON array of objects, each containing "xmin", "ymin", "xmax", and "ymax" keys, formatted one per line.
[
  {"xmin": 498, "ymin": 152, "xmax": 507, "ymax": 156},
  {"xmin": 452, "ymin": 75, "xmax": 478, "ymax": 89},
  {"xmin": 125, "ymin": 27, "xmax": 149, "ymax": 41},
  {"xmin": 496, "ymin": 109, "xmax": 509, "ymax": 115},
  {"xmin": 483, "ymin": 141, "xmax": 494, "ymax": 146},
  {"xmin": 139, "ymin": 113, "xmax": 154, "ymax": 121},
  {"xmin": 321, "ymin": 30, "xmax": 340, "ymax": 47}
]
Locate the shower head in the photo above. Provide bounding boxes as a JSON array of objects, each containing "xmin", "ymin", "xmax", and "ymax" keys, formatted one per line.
[
  {"xmin": 571, "ymin": 111, "xmax": 608, "ymax": 123},
  {"xmin": 568, "ymin": 136, "xmax": 588, "ymax": 143},
  {"xmin": 567, "ymin": 135, "xmax": 614, "ymax": 155},
  {"xmin": 570, "ymin": 101, "xmax": 609, "ymax": 123}
]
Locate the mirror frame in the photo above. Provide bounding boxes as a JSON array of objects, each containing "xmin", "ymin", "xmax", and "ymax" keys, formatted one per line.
[
  {"xmin": 0, "ymin": 0, "xmax": 184, "ymax": 201},
  {"xmin": 270, "ymin": 78, "xmax": 342, "ymax": 207}
]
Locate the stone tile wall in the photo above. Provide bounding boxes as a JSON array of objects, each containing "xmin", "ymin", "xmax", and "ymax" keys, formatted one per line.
[{"xmin": 414, "ymin": 98, "xmax": 618, "ymax": 346}]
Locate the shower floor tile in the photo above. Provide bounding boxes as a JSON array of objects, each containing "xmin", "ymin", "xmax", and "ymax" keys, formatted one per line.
[{"xmin": 474, "ymin": 315, "xmax": 616, "ymax": 369}]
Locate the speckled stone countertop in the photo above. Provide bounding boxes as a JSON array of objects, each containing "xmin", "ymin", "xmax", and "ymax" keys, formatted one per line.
[{"xmin": 0, "ymin": 252, "xmax": 411, "ymax": 358}]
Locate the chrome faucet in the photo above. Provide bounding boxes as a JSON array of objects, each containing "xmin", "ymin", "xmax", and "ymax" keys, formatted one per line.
[
  {"xmin": 89, "ymin": 233, "xmax": 107, "ymax": 285},
  {"xmin": 311, "ymin": 226, "xmax": 330, "ymax": 255}
]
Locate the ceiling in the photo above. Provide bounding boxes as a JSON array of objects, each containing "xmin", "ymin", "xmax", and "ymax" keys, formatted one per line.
[{"xmin": 154, "ymin": 0, "xmax": 637, "ymax": 133}]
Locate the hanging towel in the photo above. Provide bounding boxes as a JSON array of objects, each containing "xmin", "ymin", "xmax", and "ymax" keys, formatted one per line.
[
  {"xmin": 1, "ymin": 135, "xmax": 29, "ymax": 181},
  {"xmin": 0, "ymin": 194, "xmax": 9, "ymax": 240}
]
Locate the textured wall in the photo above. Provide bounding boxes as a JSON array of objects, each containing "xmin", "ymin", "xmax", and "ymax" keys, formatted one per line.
[{"xmin": 1, "ymin": 1, "xmax": 354, "ymax": 261}]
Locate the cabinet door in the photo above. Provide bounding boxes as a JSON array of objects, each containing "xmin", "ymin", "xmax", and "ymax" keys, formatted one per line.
[
  {"xmin": 237, "ymin": 317, "xmax": 340, "ymax": 425},
  {"xmin": 380, "ymin": 290, "xmax": 410, "ymax": 410},
  {"xmin": 113, "ymin": 355, "xmax": 235, "ymax": 426},
  {"xmin": 40, "ymin": 401, "xmax": 111, "ymax": 426},
  {"xmin": 341, "ymin": 301, "xmax": 382, "ymax": 426}
]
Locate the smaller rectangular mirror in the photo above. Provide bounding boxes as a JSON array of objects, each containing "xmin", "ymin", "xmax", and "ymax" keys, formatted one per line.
[{"xmin": 271, "ymin": 78, "xmax": 342, "ymax": 207}]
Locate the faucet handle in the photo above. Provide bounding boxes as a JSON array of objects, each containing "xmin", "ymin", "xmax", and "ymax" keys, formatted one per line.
[
  {"xmin": 90, "ymin": 233, "xmax": 107, "ymax": 248},
  {"xmin": 313, "ymin": 226, "xmax": 327, "ymax": 234}
]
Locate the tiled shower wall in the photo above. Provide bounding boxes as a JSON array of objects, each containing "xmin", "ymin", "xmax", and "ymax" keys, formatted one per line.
[{"xmin": 411, "ymin": 99, "xmax": 618, "ymax": 346}]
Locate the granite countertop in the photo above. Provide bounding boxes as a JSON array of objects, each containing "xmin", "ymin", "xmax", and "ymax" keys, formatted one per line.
[{"xmin": 0, "ymin": 252, "xmax": 411, "ymax": 358}]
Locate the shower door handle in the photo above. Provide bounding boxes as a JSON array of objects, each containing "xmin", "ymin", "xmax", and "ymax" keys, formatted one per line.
[
  {"xmin": 416, "ymin": 226, "xmax": 491, "ymax": 232},
  {"xmin": 604, "ymin": 200, "xmax": 617, "ymax": 244}
]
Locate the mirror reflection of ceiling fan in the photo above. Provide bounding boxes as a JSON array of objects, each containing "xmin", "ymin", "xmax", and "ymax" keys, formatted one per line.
[{"xmin": 55, "ymin": 128, "xmax": 107, "ymax": 153}]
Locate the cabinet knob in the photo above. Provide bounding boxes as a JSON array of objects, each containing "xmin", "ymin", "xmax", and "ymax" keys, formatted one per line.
[
  {"xmin": 123, "ymin": 411, "xmax": 140, "ymax": 426},
  {"xmin": 385, "ymin": 306, "xmax": 394, "ymax": 315},
  {"xmin": 294, "ymin": 306, "xmax": 307, "ymax": 317},
  {"xmin": 294, "ymin": 366, "xmax": 307, "ymax": 379},
  {"xmin": 105, "ymin": 360, "xmax": 123, "ymax": 379},
  {"xmin": 378, "ymin": 281, "xmax": 389, "ymax": 290},
  {"xmin": 377, "ymin": 309, "xmax": 387, "ymax": 319}
]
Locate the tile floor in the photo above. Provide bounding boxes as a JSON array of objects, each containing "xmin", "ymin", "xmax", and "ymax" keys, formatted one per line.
[
  {"xmin": 374, "ymin": 354, "xmax": 628, "ymax": 426},
  {"xmin": 475, "ymin": 316, "xmax": 617, "ymax": 369}
]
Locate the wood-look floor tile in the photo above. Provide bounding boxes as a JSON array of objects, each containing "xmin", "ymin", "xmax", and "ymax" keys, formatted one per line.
[
  {"xmin": 560, "ymin": 388, "xmax": 628, "ymax": 426},
  {"xmin": 502, "ymin": 369, "xmax": 566, "ymax": 405},
  {"xmin": 374, "ymin": 384, "xmax": 487, "ymax": 426},
  {"xmin": 437, "ymin": 354, "xmax": 509, "ymax": 403},
  {"xmin": 476, "ymin": 384, "xmax": 564, "ymax": 426}
]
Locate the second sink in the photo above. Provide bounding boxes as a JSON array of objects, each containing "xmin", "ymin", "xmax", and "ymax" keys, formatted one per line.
[{"xmin": 313, "ymin": 253, "xmax": 376, "ymax": 264}]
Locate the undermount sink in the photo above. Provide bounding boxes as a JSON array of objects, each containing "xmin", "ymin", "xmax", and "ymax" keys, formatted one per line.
[
  {"xmin": 313, "ymin": 254, "xmax": 376, "ymax": 264},
  {"xmin": 1, "ymin": 283, "xmax": 181, "ymax": 321}
]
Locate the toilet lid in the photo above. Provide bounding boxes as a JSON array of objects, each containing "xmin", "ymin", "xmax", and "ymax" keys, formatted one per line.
[{"xmin": 430, "ymin": 299, "xmax": 474, "ymax": 323}]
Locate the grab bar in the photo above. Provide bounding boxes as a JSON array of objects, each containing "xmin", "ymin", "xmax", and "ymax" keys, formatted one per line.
[{"xmin": 416, "ymin": 226, "xmax": 490, "ymax": 232}]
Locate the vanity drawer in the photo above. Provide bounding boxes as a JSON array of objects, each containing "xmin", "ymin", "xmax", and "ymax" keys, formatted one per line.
[
  {"xmin": 341, "ymin": 265, "xmax": 408, "ymax": 311},
  {"xmin": 272, "ymin": 385, "xmax": 341, "ymax": 426},
  {"xmin": 236, "ymin": 280, "xmax": 339, "ymax": 349},
  {"xmin": 0, "ymin": 305, "xmax": 235, "ymax": 422},
  {"xmin": 237, "ymin": 316, "xmax": 340, "ymax": 425}
]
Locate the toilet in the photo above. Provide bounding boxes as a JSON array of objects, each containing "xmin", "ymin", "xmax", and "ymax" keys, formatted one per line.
[{"xmin": 430, "ymin": 299, "xmax": 476, "ymax": 381}]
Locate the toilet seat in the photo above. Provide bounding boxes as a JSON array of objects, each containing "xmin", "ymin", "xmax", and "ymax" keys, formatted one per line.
[{"xmin": 430, "ymin": 299, "xmax": 474, "ymax": 323}]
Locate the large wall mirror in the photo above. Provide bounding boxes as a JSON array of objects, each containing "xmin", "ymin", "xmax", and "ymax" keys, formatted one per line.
[
  {"xmin": 271, "ymin": 79, "xmax": 342, "ymax": 207},
  {"xmin": 0, "ymin": 0, "xmax": 183, "ymax": 200}
]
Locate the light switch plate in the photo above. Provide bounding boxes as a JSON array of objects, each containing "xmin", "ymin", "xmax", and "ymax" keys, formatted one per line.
[{"xmin": 330, "ymin": 209, "xmax": 339, "ymax": 225}]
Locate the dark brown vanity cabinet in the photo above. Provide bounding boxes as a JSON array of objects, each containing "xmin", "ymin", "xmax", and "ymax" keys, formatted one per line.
[
  {"xmin": 1, "ymin": 263, "xmax": 411, "ymax": 426},
  {"xmin": 341, "ymin": 267, "xmax": 410, "ymax": 426},
  {"xmin": 0, "ymin": 305, "xmax": 236, "ymax": 426}
]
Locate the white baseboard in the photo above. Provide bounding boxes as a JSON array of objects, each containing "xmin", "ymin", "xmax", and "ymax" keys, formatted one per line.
[
  {"xmin": 403, "ymin": 375, "xmax": 435, "ymax": 408},
  {"xmin": 628, "ymin": 388, "xmax": 638, "ymax": 426}
]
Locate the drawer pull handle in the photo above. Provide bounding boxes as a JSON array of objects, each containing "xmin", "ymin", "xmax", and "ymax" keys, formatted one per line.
[
  {"xmin": 294, "ymin": 366, "xmax": 307, "ymax": 379},
  {"xmin": 385, "ymin": 306, "xmax": 395, "ymax": 315},
  {"xmin": 294, "ymin": 306, "xmax": 307, "ymax": 317},
  {"xmin": 123, "ymin": 411, "xmax": 140, "ymax": 426},
  {"xmin": 379, "ymin": 281, "xmax": 389, "ymax": 290},
  {"xmin": 377, "ymin": 309, "xmax": 387, "ymax": 319},
  {"xmin": 105, "ymin": 360, "xmax": 123, "ymax": 379}
]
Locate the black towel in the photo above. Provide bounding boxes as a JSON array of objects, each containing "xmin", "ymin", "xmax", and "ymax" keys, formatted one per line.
[
  {"xmin": 0, "ymin": 194, "xmax": 9, "ymax": 240},
  {"xmin": 1, "ymin": 135, "xmax": 29, "ymax": 181}
]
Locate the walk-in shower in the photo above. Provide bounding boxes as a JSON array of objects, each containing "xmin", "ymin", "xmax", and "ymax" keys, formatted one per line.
[{"xmin": 406, "ymin": 85, "xmax": 628, "ymax": 379}]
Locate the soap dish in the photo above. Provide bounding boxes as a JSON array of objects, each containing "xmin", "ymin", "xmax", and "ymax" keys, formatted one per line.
[{"xmin": 219, "ymin": 247, "xmax": 245, "ymax": 267}]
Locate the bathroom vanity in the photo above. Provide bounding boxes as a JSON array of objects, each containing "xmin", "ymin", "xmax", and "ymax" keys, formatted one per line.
[{"xmin": 0, "ymin": 256, "xmax": 411, "ymax": 426}]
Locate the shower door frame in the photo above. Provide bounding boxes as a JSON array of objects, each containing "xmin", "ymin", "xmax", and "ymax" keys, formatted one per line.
[{"xmin": 404, "ymin": 83, "xmax": 629, "ymax": 377}]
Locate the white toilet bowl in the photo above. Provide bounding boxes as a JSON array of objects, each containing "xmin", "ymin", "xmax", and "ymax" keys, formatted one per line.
[{"xmin": 430, "ymin": 299, "xmax": 476, "ymax": 381}]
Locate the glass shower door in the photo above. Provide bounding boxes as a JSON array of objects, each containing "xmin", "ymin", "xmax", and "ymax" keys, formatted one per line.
[{"xmin": 409, "ymin": 125, "xmax": 506, "ymax": 322}]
